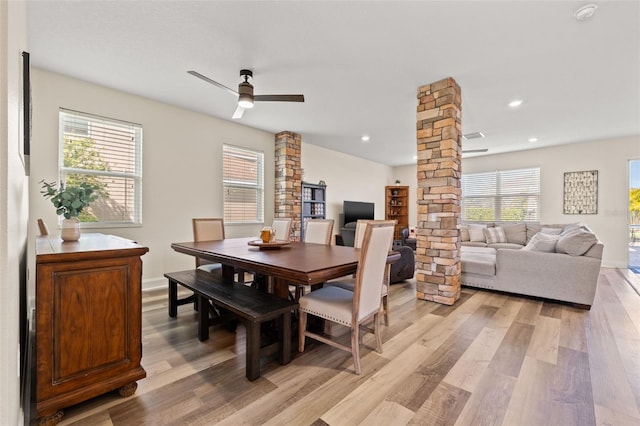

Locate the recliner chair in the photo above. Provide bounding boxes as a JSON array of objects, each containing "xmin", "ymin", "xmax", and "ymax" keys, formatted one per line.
[{"xmin": 401, "ymin": 228, "xmax": 417, "ymax": 250}]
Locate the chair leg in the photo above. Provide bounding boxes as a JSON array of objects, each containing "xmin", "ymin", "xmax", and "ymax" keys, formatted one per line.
[
  {"xmin": 374, "ymin": 313, "xmax": 383, "ymax": 353},
  {"xmin": 382, "ymin": 294, "xmax": 389, "ymax": 326},
  {"xmin": 298, "ymin": 311, "xmax": 307, "ymax": 352},
  {"xmin": 351, "ymin": 324, "xmax": 361, "ymax": 375}
]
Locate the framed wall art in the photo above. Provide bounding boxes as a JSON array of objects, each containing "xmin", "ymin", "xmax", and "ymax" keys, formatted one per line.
[{"xmin": 563, "ymin": 170, "xmax": 598, "ymax": 214}]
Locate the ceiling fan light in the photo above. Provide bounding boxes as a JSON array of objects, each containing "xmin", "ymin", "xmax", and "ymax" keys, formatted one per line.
[{"xmin": 238, "ymin": 96, "xmax": 254, "ymax": 109}]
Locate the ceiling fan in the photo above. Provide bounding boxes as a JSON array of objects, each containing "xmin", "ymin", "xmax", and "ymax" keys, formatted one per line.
[{"xmin": 187, "ymin": 69, "xmax": 305, "ymax": 119}]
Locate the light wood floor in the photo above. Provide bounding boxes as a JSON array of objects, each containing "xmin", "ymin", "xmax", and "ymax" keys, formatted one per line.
[{"xmin": 58, "ymin": 268, "xmax": 640, "ymax": 426}]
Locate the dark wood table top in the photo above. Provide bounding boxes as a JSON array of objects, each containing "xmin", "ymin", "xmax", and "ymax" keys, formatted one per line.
[{"xmin": 171, "ymin": 237, "xmax": 360, "ymax": 285}]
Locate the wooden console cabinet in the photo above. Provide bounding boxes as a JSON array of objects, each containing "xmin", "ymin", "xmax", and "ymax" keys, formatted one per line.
[{"xmin": 35, "ymin": 233, "xmax": 148, "ymax": 425}]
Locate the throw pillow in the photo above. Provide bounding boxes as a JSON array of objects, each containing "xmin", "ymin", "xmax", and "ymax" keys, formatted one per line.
[
  {"xmin": 556, "ymin": 229, "xmax": 598, "ymax": 256},
  {"xmin": 502, "ymin": 223, "xmax": 527, "ymax": 245},
  {"xmin": 523, "ymin": 232, "xmax": 561, "ymax": 253},
  {"xmin": 460, "ymin": 225, "xmax": 470, "ymax": 242},
  {"xmin": 484, "ymin": 226, "xmax": 507, "ymax": 244},
  {"xmin": 541, "ymin": 227, "xmax": 562, "ymax": 235},
  {"xmin": 468, "ymin": 224, "xmax": 487, "ymax": 242}
]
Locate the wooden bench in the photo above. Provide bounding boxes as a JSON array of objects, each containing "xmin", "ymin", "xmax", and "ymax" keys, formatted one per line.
[{"xmin": 164, "ymin": 269, "xmax": 298, "ymax": 380}]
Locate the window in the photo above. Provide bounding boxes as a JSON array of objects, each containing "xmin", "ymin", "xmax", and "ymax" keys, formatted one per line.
[
  {"xmin": 461, "ymin": 167, "xmax": 540, "ymax": 222},
  {"xmin": 223, "ymin": 145, "xmax": 264, "ymax": 223},
  {"xmin": 59, "ymin": 109, "xmax": 142, "ymax": 226}
]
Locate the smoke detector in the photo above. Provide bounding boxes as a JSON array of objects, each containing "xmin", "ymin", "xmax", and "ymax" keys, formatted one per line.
[{"xmin": 574, "ymin": 4, "xmax": 597, "ymax": 21}]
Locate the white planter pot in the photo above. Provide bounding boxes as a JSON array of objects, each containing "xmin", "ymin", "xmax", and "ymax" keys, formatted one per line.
[{"xmin": 61, "ymin": 217, "xmax": 81, "ymax": 242}]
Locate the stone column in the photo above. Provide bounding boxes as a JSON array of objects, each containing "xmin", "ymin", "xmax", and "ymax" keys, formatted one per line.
[
  {"xmin": 274, "ymin": 131, "xmax": 302, "ymax": 240},
  {"xmin": 415, "ymin": 77, "xmax": 462, "ymax": 305}
]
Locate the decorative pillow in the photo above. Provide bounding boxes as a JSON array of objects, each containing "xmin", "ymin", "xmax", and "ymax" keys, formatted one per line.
[
  {"xmin": 561, "ymin": 223, "xmax": 588, "ymax": 236},
  {"xmin": 483, "ymin": 226, "xmax": 507, "ymax": 244},
  {"xmin": 541, "ymin": 227, "xmax": 562, "ymax": 235},
  {"xmin": 502, "ymin": 223, "xmax": 527, "ymax": 245},
  {"xmin": 556, "ymin": 229, "xmax": 598, "ymax": 256},
  {"xmin": 523, "ymin": 232, "xmax": 561, "ymax": 253},
  {"xmin": 468, "ymin": 224, "xmax": 487, "ymax": 242},
  {"xmin": 460, "ymin": 225, "xmax": 470, "ymax": 242}
]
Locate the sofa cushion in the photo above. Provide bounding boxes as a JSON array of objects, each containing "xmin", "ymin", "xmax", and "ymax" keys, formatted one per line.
[
  {"xmin": 502, "ymin": 223, "xmax": 527, "ymax": 245},
  {"xmin": 488, "ymin": 242, "xmax": 525, "ymax": 250},
  {"xmin": 460, "ymin": 225, "xmax": 470, "ymax": 242},
  {"xmin": 461, "ymin": 251, "xmax": 496, "ymax": 276},
  {"xmin": 461, "ymin": 241, "xmax": 488, "ymax": 247},
  {"xmin": 523, "ymin": 232, "xmax": 561, "ymax": 253},
  {"xmin": 527, "ymin": 224, "xmax": 563, "ymax": 242},
  {"xmin": 556, "ymin": 229, "xmax": 598, "ymax": 256},
  {"xmin": 469, "ymin": 224, "xmax": 487, "ymax": 242},
  {"xmin": 484, "ymin": 226, "xmax": 506, "ymax": 244}
]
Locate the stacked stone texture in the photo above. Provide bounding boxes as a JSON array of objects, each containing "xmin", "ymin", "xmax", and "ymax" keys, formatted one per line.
[
  {"xmin": 274, "ymin": 131, "xmax": 302, "ymax": 240},
  {"xmin": 415, "ymin": 78, "xmax": 462, "ymax": 305}
]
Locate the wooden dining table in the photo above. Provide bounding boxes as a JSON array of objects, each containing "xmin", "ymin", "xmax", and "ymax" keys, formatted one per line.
[{"xmin": 171, "ymin": 237, "xmax": 377, "ymax": 299}]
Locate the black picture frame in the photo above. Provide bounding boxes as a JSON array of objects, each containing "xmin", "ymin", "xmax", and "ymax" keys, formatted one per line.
[{"xmin": 22, "ymin": 51, "xmax": 31, "ymax": 176}]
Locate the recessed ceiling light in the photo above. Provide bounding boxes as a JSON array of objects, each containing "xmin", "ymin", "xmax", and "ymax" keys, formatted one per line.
[
  {"xmin": 528, "ymin": 137, "xmax": 538, "ymax": 143},
  {"xmin": 361, "ymin": 135, "xmax": 370, "ymax": 142},
  {"xmin": 574, "ymin": 4, "xmax": 597, "ymax": 21},
  {"xmin": 412, "ymin": 155, "xmax": 418, "ymax": 160},
  {"xmin": 509, "ymin": 99, "xmax": 523, "ymax": 108},
  {"xmin": 463, "ymin": 132, "xmax": 485, "ymax": 140}
]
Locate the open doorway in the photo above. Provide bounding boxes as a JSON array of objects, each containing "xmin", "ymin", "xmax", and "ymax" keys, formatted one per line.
[{"xmin": 630, "ymin": 159, "xmax": 640, "ymax": 273}]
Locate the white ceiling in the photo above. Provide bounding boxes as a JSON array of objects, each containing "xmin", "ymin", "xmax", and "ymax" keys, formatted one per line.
[{"xmin": 26, "ymin": 1, "xmax": 640, "ymax": 166}]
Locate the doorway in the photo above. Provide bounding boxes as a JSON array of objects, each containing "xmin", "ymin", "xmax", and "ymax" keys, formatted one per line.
[{"xmin": 630, "ymin": 159, "xmax": 640, "ymax": 272}]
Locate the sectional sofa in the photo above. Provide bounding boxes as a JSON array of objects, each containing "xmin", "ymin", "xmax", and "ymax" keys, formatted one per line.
[{"xmin": 460, "ymin": 222, "xmax": 603, "ymax": 308}]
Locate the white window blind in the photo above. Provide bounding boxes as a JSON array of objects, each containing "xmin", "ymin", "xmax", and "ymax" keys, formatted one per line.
[
  {"xmin": 223, "ymin": 145, "xmax": 264, "ymax": 223},
  {"xmin": 462, "ymin": 167, "xmax": 540, "ymax": 222},
  {"xmin": 59, "ymin": 109, "xmax": 142, "ymax": 226}
]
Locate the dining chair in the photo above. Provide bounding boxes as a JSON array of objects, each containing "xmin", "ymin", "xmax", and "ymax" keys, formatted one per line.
[
  {"xmin": 303, "ymin": 219, "xmax": 334, "ymax": 245},
  {"xmin": 272, "ymin": 218, "xmax": 293, "ymax": 241},
  {"xmin": 192, "ymin": 218, "xmax": 225, "ymax": 273},
  {"xmin": 325, "ymin": 220, "xmax": 395, "ymax": 325},
  {"xmin": 170, "ymin": 218, "xmax": 225, "ymax": 314},
  {"xmin": 298, "ymin": 221, "xmax": 395, "ymax": 374}
]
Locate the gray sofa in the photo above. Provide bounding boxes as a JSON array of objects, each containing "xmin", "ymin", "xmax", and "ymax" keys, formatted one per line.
[{"xmin": 460, "ymin": 222, "xmax": 603, "ymax": 308}]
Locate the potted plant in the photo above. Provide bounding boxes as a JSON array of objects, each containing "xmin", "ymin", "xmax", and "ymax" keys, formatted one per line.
[{"xmin": 40, "ymin": 179, "xmax": 97, "ymax": 241}]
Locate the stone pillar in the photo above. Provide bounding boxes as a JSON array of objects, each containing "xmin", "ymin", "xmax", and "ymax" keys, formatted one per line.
[
  {"xmin": 274, "ymin": 131, "xmax": 302, "ymax": 240},
  {"xmin": 415, "ymin": 77, "xmax": 462, "ymax": 305}
]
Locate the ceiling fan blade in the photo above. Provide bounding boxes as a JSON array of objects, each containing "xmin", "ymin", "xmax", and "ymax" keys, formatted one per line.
[
  {"xmin": 187, "ymin": 70, "xmax": 238, "ymax": 96},
  {"xmin": 254, "ymin": 94, "xmax": 305, "ymax": 102},
  {"xmin": 232, "ymin": 105, "xmax": 245, "ymax": 119}
]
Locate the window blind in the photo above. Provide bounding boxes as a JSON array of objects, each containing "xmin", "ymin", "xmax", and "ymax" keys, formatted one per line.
[
  {"xmin": 223, "ymin": 145, "xmax": 264, "ymax": 223},
  {"xmin": 461, "ymin": 167, "xmax": 540, "ymax": 222},
  {"xmin": 59, "ymin": 109, "xmax": 143, "ymax": 226}
]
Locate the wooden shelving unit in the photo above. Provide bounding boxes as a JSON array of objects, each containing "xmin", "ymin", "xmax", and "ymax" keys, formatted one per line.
[
  {"xmin": 385, "ymin": 185, "xmax": 409, "ymax": 241},
  {"xmin": 301, "ymin": 182, "xmax": 326, "ymax": 240}
]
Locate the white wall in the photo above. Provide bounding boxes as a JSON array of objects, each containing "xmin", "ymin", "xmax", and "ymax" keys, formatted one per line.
[
  {"xmin": 393, "ymin": 164, "xmax": 418, "ymax": 230},
  {"xmin": 30, "ymin": 69, "xmax": 276, "ymax": 284},
  {"xmin": 301, "ymin": 142, "xmax": 393, "ymax": 229},
  {"xmin": 1, "ymin": 1, "xmax": 29, "ymax": 424},
  {"xmin": 462, "ymin": 136, "xmax": 640, "ymax": 268}
]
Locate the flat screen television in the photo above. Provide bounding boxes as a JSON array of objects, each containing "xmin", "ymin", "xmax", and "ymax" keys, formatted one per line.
[{"xmin": 343, "ymin": 201, "xmax": 375, "ymax": 226}]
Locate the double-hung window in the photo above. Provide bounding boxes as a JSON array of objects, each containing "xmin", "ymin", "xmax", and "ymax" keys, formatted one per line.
[
  {"xmin": 461, "ymin": 167, "xmax": 540, "ymax": 222},
  {"xmin": 223, "ymin": 144, "xmax": 264, "ymax": 223},
  {"xmin": 59, "ymin": 109, "xmax": 143, "ymax": 226}
]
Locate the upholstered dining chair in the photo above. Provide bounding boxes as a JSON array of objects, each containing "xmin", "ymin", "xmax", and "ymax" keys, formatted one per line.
[
  {"xmin": 192, "ymin": 218, "xmax": 225, "ymax": 273},
  {"xmin": 303, "ymin": 219, "xmax": 334, "ymax": 245},
  {"xmin": 298, "ymin": 221, "xmax": 395, "ymax": 374},
  {"xmin": 272, "ymin": 218, "xmax": 293, "ymax": 242},
  {"xmin": 325, "ymin": 220, "xmax": 395, "ymax": 325}
]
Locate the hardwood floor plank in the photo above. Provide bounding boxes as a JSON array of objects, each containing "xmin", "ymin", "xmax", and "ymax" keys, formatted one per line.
[
  {"xmin": 549, "ymin": 347, "xmax": 596, "ymax": 426},
  {"xmin": 488, "ymin": 321, "xmax": 535, "ymax": 378},
  {"xmin": 443, "ymin": 326, "xmax": 508, "ymax": 393},
  {"xmin": 502, "ymin": 355, "xmax": 555, "ymax": 426},
  {"xmin": 585, "ymin": 278, "xmax": 640, "ymax": 420},
  {"xmin": 409, "ymin": 381, "xmax": 471, "ymax": 426},
  {"xmin": 359, "ymin": 400, "xmax": 415, "ymax": 426},
  {"xmin": 453, "ymin": 368, "xmax": 516, "ymax": 426},
  {"xmin": 525, "ymin": 314, "xmax": 561, "ymax": 365},
  {"xmin": 559, "ymin": 307, "xmax": 588, "ymax": 352},
  {"xmin": 320, "ymin": 343, "xmax": 434, "ymax": 425}
]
